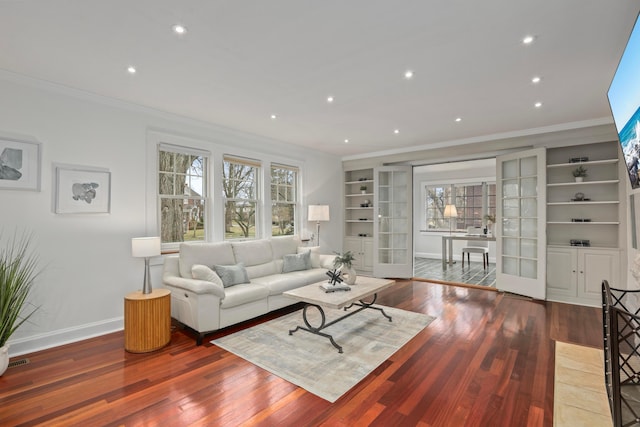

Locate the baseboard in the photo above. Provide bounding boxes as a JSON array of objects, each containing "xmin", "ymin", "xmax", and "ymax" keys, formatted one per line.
[{"xmin": 7, "ymin": 317, "xmax": 124, "ymax": 357}]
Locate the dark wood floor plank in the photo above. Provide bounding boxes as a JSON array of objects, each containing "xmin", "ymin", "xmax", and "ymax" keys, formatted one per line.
[{"xmin": 0, "ymin": 281, "xmax": 603, "ymax": 426}]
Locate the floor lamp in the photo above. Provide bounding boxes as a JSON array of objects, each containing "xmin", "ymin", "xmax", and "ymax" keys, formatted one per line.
[
  {"xmin": 308, "ymin": 205, "xmax": 330, "ymax": 246},
  {"xmin": 443, "ymin": 204, "xmax": 458, "ymax": 265}
]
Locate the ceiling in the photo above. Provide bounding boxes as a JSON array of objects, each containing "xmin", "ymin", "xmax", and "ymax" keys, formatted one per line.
[{"xmin": 1, "ymin": 1, "xmax": 638, "ymax": 157}]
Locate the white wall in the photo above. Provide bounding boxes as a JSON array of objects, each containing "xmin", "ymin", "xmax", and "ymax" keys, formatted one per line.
[
  {"xmin": 413, "ymin": 159, "xmax": 497, "ymax": 261},
  {"xmin": 0, "ymin": 73, "xmax": 342, "ymax": 356}
]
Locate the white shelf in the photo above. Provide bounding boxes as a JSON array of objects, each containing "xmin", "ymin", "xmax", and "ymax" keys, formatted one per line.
[
  {"xmin": 547, "ymin": 180, "xmax": 619, "ymax": 187},
  {"xmin": 345, "ymin": 193, "xmax": 373, "ymax": 197},
  {"xmin": 346, "ymin": 220, "xmax": 373, "ymax": 223},
  {"xmin": 345, "ymin": 179, "xmax": 373, "ymax": 185},
  {"xmin": 547, "ymin": 159, "xmax": 618, "ymax": 168},
  {"xmin": 547, "ymin": 221, "xmax": 619, "ymax": 225},
  {"xmin": 346, "ymin": 206, "xmax": 374, "ymax": 210},
  {"xmin": 547, "ymin": 201, "xmax": 619, "ymax": 205}
]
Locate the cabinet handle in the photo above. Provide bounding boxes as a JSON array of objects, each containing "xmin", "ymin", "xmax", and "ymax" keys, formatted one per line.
[
  {"xmin": 580, "ymin": 271, "xmax": 584, "ymax": 274},
  {"xmin": 572, "ymin": 270, "xmax": 576, "ymax": 273}
]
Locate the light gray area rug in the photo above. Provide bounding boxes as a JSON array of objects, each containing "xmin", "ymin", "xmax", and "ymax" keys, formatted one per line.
[{"xmin": 212, "ymin": 305, "xmax": 435, "ymax": 402}]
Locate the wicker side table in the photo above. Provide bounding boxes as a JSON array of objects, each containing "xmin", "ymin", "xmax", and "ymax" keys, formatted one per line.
[{"xmin": 124, "ymin": 289, "xmax": 171, "ymax": 353}]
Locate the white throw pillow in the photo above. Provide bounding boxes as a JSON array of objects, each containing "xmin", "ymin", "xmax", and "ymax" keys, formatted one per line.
[
  {"xmin": 191, "ymin": 264, "xmax": 224, "ymax": 289},
  {"xmin": 297, "ymin": 246, "xmax": 321, "ymax": 268}
]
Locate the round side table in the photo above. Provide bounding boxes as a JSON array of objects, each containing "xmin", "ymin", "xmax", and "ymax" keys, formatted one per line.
[{"xmin": 124, "ymin": 288, "xmax": 171, "ymax": 353}]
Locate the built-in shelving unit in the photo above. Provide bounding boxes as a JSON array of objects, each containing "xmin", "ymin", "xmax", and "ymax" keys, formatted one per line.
[
  {"xmin": 344, "ymin": 168, "xmax": 375, "ymax": 274},
  {"xmin": 545, "ymin": 141, "xmax": 623, "ymax": 307}
]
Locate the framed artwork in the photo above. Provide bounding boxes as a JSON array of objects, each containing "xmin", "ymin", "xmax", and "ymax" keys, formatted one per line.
[
  {"xmin": 0, "ymin": 138, "xmax": 41, "ymax": 191},
  {"xmin": 55, "ymin": 164, "xmax": 111, "ymax": 214}
]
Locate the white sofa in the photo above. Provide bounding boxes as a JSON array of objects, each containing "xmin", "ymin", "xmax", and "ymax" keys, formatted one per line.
[{"xmin": 162, "ymin": 236, "xmax": 336, "ymax": 344}]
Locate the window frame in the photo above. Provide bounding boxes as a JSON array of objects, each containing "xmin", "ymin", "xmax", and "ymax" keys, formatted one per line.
[
  {"xmin": 270, "ymin": 163, "xmax": 299, "ymax": 237},
  {"xmin": 423, "ymin": 181, "xmax": 496, "ymax": 232},
  {"xmin": 222, "ymin": 155, "xmax": 261, "ymax": 240},
  {"xmin": 157, "ymin": 143, "xmax": 210, "ymax": 251}
]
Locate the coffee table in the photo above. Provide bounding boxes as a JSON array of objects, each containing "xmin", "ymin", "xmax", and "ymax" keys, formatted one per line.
[{"xmin": 283, "ymin": 276, "xmax": 396, "ymax": 353}]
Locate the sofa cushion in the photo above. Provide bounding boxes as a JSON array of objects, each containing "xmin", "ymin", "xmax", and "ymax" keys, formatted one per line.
[
  {"xmin": 245, "ymin": 261, "xmax": 279, "ymax": 280},
  {"xmin": 179, "ymin": 242, "xmax": 235, "ymax": 278},
  {"xmin": 252, "ymin": 268, "xmax": 328, "ymax": 295},
  {"xmin": 297, "ymin": 246, "xmax": 321, "ymax": 268},
  {"xmin": 232, "ymin": 240, "xmax": 273, "ymax": 266},
  {"xmin": 270, "ymin": 235, "xmax": 300, "ymax": 259},
  {"xmin": 282, "ymin": 251, "xmax": 311, "ymax": 273},
  {"xmin": 191, "ymin": 264, "xmax": 224, "ymax": 289},
  {"xmin": 214, "ymin": 263, "xmax": 250, "ymax": 288},
  {"xmin": 220, "ymin": 283, "xmax": 270, "ymax": 308}
]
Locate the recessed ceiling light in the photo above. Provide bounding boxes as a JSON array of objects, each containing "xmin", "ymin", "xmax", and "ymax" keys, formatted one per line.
[
  {"xmin": 455, "ymin": 117, "xmax": 462, "ymax": 122},
  {"xmin": 404, "ymin": 70, "xmax": 414, "ymax": 79},
  {"xmin": 532, "ymin": 76, "xmax": 541, "ymax": 84},
  {"xmin": 172, "ymin": 24, "xmax": 187, "ymax": 35},
  {"xmin": 534, "ymin": 102, "xmax": 542, "ymax": 108},
  {"xmin": 523, "ymin": 35, "xmax": 535, "ymax": 45},
  {"xmin": 394, "ymin": 129, "xmax": 400, "ymax": 134},
  {"xmin": 344, "ymin": 139, "xmax": 349, "ymax": 143},
  {"xmin": 327, "ymin": 96, "xmax": 334, "ymax": 103},
  {"xmin": 127, "ymin": 66, "xmax": 136, "ymax": 74},
  {"xmin": 270, "ymin": 114, "xmax": 277, "ymax": 119}
]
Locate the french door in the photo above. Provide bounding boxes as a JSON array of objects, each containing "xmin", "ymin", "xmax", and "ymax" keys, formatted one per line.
[
  {"xmin": 373, "ymin": 166, "xmax": 413, "ymax": 278},
  {"xmin": 496, "ymin": 148, "xmax": 546, "ymax": 299}
]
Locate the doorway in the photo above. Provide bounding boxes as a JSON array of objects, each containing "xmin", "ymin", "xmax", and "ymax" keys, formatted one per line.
[{"xmin": 412, "ymin": 158, "xmax": 497, "ymax": 286}]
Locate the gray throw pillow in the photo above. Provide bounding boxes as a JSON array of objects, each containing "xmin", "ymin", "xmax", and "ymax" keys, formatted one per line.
[
  {"xmin": 282, "ymin": 251, "xmax": 311, "ymax": 273},
  {"xmin": 213, "ymin": 262, "xmax": 249, "ymax": 288}
]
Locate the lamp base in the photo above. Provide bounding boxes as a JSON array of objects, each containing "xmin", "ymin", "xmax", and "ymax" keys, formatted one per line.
[{"xmin": 142, "ymin": 257, "xmax": 153, "ymax": 294}]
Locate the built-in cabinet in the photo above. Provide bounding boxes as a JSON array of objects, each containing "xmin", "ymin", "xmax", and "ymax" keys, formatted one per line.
[
  {"xmin": 546, "ymin": 141, "xmax": 623, "ymax": 306},
  {"xmin": 344, "ymin": 236, "xmax": 374, "ymax": 273},
  {"xmin": 344, "ymin": 168, "xmax": 375, "ymax": 274},
  {"xmin": 547, "ymin": 246, "xmax": 621, "ymax": 305}
]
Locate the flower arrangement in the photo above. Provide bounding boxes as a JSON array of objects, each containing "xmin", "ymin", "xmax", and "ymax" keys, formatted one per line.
[{"xmin": 483, "ymin": 214, "xmax": 496, "ymax": 225}]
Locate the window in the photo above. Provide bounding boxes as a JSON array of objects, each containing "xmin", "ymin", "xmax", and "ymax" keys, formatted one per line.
[
  {"xmin": 425, "ymin": 182, "xmax": 496, "ymax": 231},
  {"xmin": 158, "ymin": 144, "xmax": 208, "ymax": 247},
  {"xmin": 223, "ymin": 156, "xmax": 260, "ymax": 239},
  {"xmin": 271, "ymin": 164, "xmax": 298, "ymax": 236}
]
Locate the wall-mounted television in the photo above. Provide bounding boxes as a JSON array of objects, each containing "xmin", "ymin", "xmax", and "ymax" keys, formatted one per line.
[{"xmin": 608, "ymin": 12, "xmax": 640, "ymax": 190}]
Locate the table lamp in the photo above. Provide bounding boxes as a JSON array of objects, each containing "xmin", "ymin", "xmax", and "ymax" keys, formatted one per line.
[
  {"xmin": 443, "ymin": 204, "xmax": 458, "ymax": 235},
  {"xmin": 131, "ymin": 237, "xmax": 161, "ymax": 294},
  {"xmin": 308, "ymin": 205, "xmax": 330, "ymax": 246}
]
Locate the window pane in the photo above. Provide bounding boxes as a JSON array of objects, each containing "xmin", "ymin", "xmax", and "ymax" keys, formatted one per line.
[
  {"xmin": 271, "ymin": 164, "xmax": 298, "ymax": 236},
  {"xmin": 159, "ymin": 149, "xmax": 207, "ymax": 245},
  {"xmin": 224, "ymin": 158, "xmax": 260, "ymax": 239}
]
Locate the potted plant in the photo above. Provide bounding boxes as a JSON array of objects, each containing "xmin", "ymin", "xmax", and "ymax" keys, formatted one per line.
[
  {"xmin": 333, "ymin": 251, "xmax": 357, "ymax": 285},
  {"xmin": 360, "ymin": 185, "xmax": 367, "ymax": 194},
  {"xmin": 483, "ymin": 214, "xmax": 496, "ymax": 235},
  {"xmin": 0, "ymin": 233, "xmax": 40, "ymax": 376},
  {"xmin": 572, "ymin": 165, "xmax": 587, "ymax": 182}
]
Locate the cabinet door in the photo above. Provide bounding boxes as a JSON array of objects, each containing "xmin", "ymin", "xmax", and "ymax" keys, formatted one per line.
[
  {"xmin": 362, "ymin": 238, "xmax": 374, "ymax": 271},
  {"xmin": 344, "ymin": 237, "xmax": 363, "ymax": 270},
  {"xmin": 546, "ymin": 247, "xmax": 577, "ymax": 298},
  {"xmin": 579, "ymin": 249, "xmax": 620, "ymax": 300}
]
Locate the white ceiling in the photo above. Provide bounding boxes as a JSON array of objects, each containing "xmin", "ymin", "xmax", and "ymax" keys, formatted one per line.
[{"xmin": 1, "ymin": 1, "xmax": 638, "ymax": 157}]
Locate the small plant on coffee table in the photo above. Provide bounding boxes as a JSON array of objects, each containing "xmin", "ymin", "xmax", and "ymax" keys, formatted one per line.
[{"xmin": 333, "ymin": 251, "xmax": 355, "ymax": 269}]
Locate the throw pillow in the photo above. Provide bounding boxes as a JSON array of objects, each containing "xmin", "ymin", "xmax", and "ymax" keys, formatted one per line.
[
  {"xmin": 282, "ymin": 250, "xmax": 311, "ymax": 273},
  {"xmin": 297, "ymin": 246, "xmax": 321, "ymax": 268},
  {"xmin": 191, "ymin": 264, "xmax": 224, "ymax": 289},
  {"xmin": 213, "ymin": 262, "xmax": 250, "ymax": 288}
]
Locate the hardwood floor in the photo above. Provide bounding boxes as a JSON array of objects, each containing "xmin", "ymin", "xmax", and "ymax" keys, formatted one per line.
[{"xmin": 0, "ymin": 281, "xmax": 603, "ymax": 426}]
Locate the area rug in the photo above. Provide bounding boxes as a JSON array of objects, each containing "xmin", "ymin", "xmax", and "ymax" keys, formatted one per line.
[{"xmin": 212, "ymin": 305, "xmax": 435, "ymax": 402}]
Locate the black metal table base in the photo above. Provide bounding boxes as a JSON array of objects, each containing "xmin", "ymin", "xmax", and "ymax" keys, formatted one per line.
[{"xmin": 288, "ymin": 293, "xmax": 392, "ymax": 353}]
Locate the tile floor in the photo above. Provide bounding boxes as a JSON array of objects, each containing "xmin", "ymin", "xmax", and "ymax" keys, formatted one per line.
[
  {"xmin": 554, "ymin": 341, "xmax": 612, "ymax": 427},
  {"xmin": 413, "ymin": 257, "xmax": 496, "ymax": 287}
]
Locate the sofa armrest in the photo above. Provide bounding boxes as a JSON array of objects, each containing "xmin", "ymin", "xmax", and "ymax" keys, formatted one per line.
[
  {"xmin": 162, "ymin": 274, "xmax": 226, "ymax": 299},
  {"xmin": 318, "ymin": 254, "xmax": 338, "ymax": 269}
]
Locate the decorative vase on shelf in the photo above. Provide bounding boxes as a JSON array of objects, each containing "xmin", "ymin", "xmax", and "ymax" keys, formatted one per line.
[
  {"xmin": 575, "ymin": 177, "xmax": 584, "ymax": 183},
  {"xmin": 0, "ymin": 345, "xmax": 9, "ymax": 376}
]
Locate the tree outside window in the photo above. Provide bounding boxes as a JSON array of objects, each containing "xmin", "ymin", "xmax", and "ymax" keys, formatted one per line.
[
  {"xmin": 223, "ymin": 156, "xmax": 259, "ymax": 239},
  {"xmin": 271, "ymin": 164, "xmax": 298, "ymax": 236},
  {"xmin": 158, "ymin": 147, "xmax": 207, "ymax": 247}
]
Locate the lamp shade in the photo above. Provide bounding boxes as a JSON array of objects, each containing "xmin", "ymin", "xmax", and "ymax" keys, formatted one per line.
[
  {"xmin": 131, "ymin": 237, "xmax": 161, "ymax": 258},
  {"xmin": 308, "ymin": 205, "xmax": 330, "ymax": 222},
  {"xmin": 443, "ymin": 204, "xmax": 458, "ymax": 219}
]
